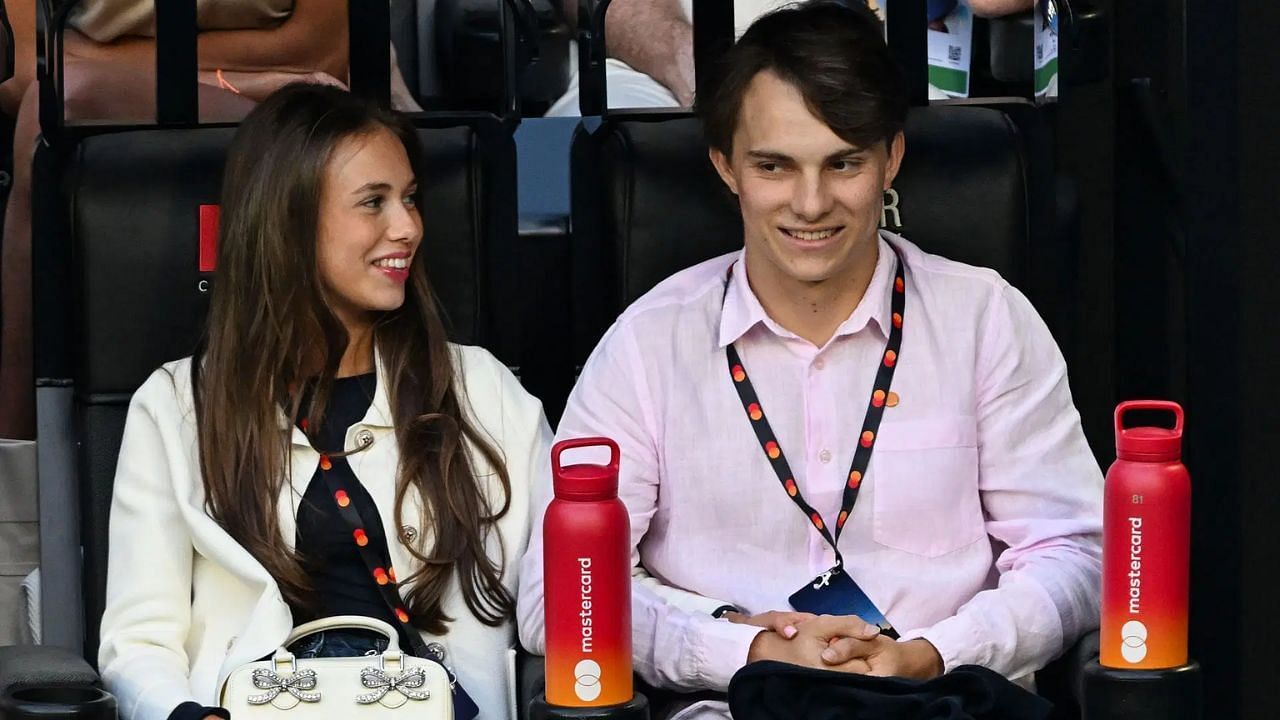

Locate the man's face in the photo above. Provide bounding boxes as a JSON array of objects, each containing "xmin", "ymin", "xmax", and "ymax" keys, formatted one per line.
[{"xmin": 710, "ymin": 70, "xmax": 904, "ymax": 289}]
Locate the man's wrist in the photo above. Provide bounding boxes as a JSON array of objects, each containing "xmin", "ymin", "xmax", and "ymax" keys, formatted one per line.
[
  {"xmin": 697, "ymin": 614, "xmax": 769, "ymax": 689},
  {"xmin": 902, "ymin": 638, "xmax": 945, "ymax": 679},
  {"xmin": 746, "ymin": 628, "xmax": 774, "ymax": 663}
]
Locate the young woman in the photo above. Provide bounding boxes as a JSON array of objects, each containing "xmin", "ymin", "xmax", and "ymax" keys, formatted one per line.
[{"xmin": 97, "ymin": 83, "xmax": 551, "ymax": 720}]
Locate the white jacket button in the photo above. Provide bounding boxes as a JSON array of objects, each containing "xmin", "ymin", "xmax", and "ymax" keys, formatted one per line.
[
  {"xmin": 356, "ymin": 429, "xmax": 374, "ymax": 448},
  {"xmin": 401, "ymin": 525, "xmax": 418, "ymax": 542}
]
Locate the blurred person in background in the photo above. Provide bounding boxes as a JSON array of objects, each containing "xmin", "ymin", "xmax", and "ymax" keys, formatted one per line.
[{"xmin": 544, "ymin": 0, "xmax": 1031, "ymax": 116}]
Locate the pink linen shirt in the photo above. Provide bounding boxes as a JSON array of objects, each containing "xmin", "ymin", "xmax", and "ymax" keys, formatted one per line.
[{"xmin": 517, "ymin": 232, "xmax": 1103, "ymax": 709}]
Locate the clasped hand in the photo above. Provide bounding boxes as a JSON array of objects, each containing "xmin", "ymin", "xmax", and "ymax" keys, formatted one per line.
[{"xmin": 726, "ymin": 610, "xmax": 944, "ymax": 680}]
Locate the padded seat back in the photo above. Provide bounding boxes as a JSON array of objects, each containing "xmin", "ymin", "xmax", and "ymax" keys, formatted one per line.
[
  {"xmin": 434, "ymin": 0, "xmax": 571, "ymax": 115},
  {"xmin": 59, "ymin": 120, "xmax": 516, "ymax": 662},
  {"xmin": 570, "ymin": 104, "xmax": 1044, "ymax": 364}
]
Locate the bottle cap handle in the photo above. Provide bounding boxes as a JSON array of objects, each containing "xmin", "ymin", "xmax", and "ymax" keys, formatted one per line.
[
  {"xmin": 552, "ymin": 437, "xmax": 621, "ymax": 475},
  {"xmin": 1115, "ymin": 400, "xmax": 1184, "ymax": 437}
]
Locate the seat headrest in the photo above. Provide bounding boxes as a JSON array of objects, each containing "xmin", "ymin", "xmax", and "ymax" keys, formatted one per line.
[
  {"xmin": 582, "ymin": 105, "xmax": 1031, "ymax": 312},
  {"xmin": 68, "ymin": 125, "xmax": 499, "ymax": 396}
]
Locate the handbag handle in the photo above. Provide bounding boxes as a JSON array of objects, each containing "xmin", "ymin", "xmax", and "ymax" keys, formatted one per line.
[{"xmin": 283, "ymin": 615, "xmax": 403, "ymax": 652}]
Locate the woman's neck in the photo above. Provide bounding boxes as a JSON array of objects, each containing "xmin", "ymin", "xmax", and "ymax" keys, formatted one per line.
[{"xmin": 337, "ymin": 324, "xmax": 376, "ymax": 378}]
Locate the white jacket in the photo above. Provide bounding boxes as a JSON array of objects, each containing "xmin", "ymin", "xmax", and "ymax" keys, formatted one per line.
[{"xmin": 98, "ymin": 345, "xmax": 553, "ymax": 720}]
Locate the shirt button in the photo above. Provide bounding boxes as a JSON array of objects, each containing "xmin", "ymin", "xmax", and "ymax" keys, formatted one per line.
[
  {"xmin": 819, "ymin": 449, "xmax": 832, "ymax": 463},
  {"xmin": 814, "ymin": 358, "xmax": 825, "ymax": 370},
  {"xmin": 356, "ymin": 429, "xmax": 374, "ymax": 448}
]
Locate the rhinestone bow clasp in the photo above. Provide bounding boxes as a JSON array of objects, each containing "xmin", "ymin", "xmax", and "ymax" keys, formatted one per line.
[
  {"xmin": 246, "ymin": 668, "xmax": 322, "ymax": 706},
  {"xmin": 356, "ymin": 666, "xmax": 431, "ymax": 707}
]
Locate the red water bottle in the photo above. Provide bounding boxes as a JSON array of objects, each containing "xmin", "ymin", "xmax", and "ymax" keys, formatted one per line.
[
  {"xmin": 543, "ymin": 438, "xmax": 633, "ymax": 707},
  {"xmin": 1100, "ymin": 401, "xmax": 1191, "ymax": 669}
]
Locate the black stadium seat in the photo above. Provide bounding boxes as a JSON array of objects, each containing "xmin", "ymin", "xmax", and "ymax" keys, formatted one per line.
[{"xmin": 434, "ymin": 0, "xmax": 572, "ymax": 116}]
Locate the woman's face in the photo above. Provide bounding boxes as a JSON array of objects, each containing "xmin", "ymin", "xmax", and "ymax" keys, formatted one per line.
[{"xmin": 315, "ymin": 127, "xmax": 423, "ymax": 335}]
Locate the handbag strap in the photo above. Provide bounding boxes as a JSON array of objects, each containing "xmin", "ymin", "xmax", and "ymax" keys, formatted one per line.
[{"xmin": 284, "ymin": 615, "xmax": 403, "ymax": 651}]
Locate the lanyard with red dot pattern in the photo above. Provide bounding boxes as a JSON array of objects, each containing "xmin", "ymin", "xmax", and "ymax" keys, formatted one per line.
[
  {"xmin": 310, "ymin": 448, "xmax": 430, "ymax": 655},
  {"xmin": 724, "ymin": 246, "xmax": 906, "ymax": 567},
  {"xmin": 309, "ymin": 446, "xmax": 481, "ymax": 720}
]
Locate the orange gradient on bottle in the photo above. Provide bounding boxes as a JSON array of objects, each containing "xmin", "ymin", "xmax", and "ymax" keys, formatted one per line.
[{"xmin": 545, "ymin": 644, "xmax": 632, "ymax": 707}]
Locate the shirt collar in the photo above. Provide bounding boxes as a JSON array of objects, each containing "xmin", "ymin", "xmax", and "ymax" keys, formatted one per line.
[
  {"xmin": 281, "ymin": 345, "xmax": 396, "ymax": 441},
  {"xmin": 717, "ymin": 233, "xmax": 898, "ymax": 349}
]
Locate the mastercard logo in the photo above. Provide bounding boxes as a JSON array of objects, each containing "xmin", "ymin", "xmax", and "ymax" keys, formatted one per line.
[
  {"xmin": 395, "ymin": 608, "xmax": 410, "ymax": 624},
  {"xmin": 573, "ymin": 659, "xmax": 603, "ymax": 702},
  {"xmin": 334, "ymin": 490, "xmax": 350, "ymax": 507},
  {"xmin": 319, "ymin": 455, "xmax": 333, "ymax": 471},
  {"xmin": 872, "ymin": 390, "xmax": 886, "ymax": 408},
  {"xmin": 894, "ymin": 277, "xmax": 905, "ymax": 293},
  {"xmin": 353, "ymin": 528, "xmax": 369, "ymax": 547},
  {"xmin": 732, "ymin": 365, "xmax": 746, "ymax": 382},
  {"xmin": 765, "ymin": 441, "xmax": 781, "ymax": 459},
  {"xmin": 860, "ymin": 431, "xmax": 875, "ymax": 448},
  {"xmin": 373, "ymin": 568, "xmax": 389, "ymax": 585},
  {"xmin": 838, "ymin": 511, "xmax": 849, "ymax": 528},
  {"xmin": 810, "ymin": 513, "xmax": 825, "ymax": 530},
  {"xmin": 892, "ymin": 312, "xmax": 903, "ymax": 328},
  {"xmin": 848, "ymin": 471, "xmax": 862, "ymax": 488},
  {"xmin": 1120, "ymin": 620, "xmax": 1148, "ymax": 664},
  {"xmin": 748, "ymin": 403, "xmax": 763, "ymax": 420},
  {"xmin": 784, "ymin": 478, "xmax": 798, "ymax": 497},
  {"xmin": 883, "ymin": 350, "xmax": 897, "ymax": 368}
]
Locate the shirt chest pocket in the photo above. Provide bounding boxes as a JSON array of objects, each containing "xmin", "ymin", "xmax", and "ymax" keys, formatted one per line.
[{"xmin": 869, "ymin": 416, "xmax": 985, "ymax": 557}]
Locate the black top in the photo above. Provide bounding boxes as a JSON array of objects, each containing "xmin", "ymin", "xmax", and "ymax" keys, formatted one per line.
[{"xmin": 167, "ymin": 373, "xmax": 403, "ymax": 720}]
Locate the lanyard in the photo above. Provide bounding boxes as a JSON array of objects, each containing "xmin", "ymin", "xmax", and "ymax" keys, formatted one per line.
[
  {"xmin": 307, "ymin": 443, "xmax": 479, "ymax": 720},
  {"xmin": 724, "ymin": 246, "xmax": 906, "ymax": 567},
  {"xmin": 310, "ymin": 450, "xmax": 431, "ymax": 656}
]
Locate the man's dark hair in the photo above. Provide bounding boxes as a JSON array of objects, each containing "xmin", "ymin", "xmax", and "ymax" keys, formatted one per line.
[{"xmin": 696, "ymin": 1, "xmax": 909, "ymax": 155}]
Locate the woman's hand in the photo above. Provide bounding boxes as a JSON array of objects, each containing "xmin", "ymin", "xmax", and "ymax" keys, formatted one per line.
[{"xmin": 723, "ymin": 609, "xmax": 818, "ymax": 639}]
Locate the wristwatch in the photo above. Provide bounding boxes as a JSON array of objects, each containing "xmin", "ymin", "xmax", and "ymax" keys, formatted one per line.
[{"xmin": 711, "ymin": 605, "xmax": 740, "ymax": 619}]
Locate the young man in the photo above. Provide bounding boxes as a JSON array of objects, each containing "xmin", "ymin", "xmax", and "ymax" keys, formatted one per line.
[{"xmin": 519, "ymin": 2, "xmax": 1102, "ymax": 716}]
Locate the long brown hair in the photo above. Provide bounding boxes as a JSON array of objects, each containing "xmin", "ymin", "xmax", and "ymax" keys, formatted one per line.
[{"xmin": 192, "ymin": 83, "xmax": 513, "ymax": 633}]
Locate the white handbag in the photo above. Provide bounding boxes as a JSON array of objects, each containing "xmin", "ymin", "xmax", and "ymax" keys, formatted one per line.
[{"xmin": 218, "ymin": 615, "xmax": 454, "ymax": 718}]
